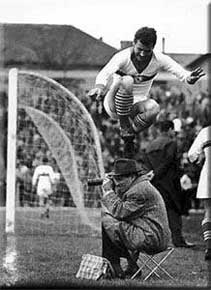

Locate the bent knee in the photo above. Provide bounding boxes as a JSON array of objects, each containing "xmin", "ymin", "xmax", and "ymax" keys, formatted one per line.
[
  {"xmin": 110, "ymin": 73, "xmax": 122, "ymax": 90},
  {"xmin": 120, "ymin": 75, "xmax": 134, "ymax": 93},
  {"xmin": 135, "ymin": 99, "xmax": 160, "ymax": 119},
  {"xmin": 146, "ymin": 99, "xmax": 160, "ymax": 114}
]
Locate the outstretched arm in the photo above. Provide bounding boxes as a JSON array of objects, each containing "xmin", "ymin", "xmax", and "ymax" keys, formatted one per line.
[
  {"xmin": 88, "ymin": 51, "xmax": 125, "ymax": 100},
  {"xmin": 158, "ymin": 52, "xmax": 205, "ymax": 84},
  {"xmin": 186, "ymin": 67, "xmax": 205, "ymax": 84}
]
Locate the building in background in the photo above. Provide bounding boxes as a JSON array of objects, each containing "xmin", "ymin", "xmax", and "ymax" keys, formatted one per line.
[
  {"xmin": 0, "ymin": 23, "xmax": 209, "ymax": 93},
  {"xmin": 0, "ymin": 23, "xmax": 117, "ymax": 95}
]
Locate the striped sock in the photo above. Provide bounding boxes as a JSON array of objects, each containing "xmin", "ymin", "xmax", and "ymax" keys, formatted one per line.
[
  {"xmin": 133, "ymin": 112, "xmax": 151, "ymax": 132},
  {"xmin": 202, "ymin": 220, "xmax": 211, "ymax": 260},
  {"xmin": 115, "ymin": 89, "xmax": 133, "ymax": 116}
]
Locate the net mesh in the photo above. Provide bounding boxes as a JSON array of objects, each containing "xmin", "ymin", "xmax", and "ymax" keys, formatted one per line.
[{"xmin": 14, "ymin": 71, "xmax": 104, "ymax": 236}]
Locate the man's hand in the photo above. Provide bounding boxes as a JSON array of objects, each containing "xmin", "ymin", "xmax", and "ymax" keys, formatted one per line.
[
  {"xmin": 187, "ymin": 67, "xmax": 205, "ymax": 84},
  {"xmin": 196, "ymin": 151, "xmax": 205, "ymax": 165},
  {"xmin": 102, "ymin": 174, "xmax": 114, "ymax": 197},
  {"xmin": 146, "ymin": 170, "xmax": 154, "ymax": 181},
  {"xmin": 87, "ymin": 87, "xmax": 104, "ymax": 101}
]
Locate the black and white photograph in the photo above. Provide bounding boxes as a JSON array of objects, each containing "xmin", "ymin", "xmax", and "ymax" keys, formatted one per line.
[{"xmin": 0, "ymin": 0, "xmax": 210, "ymax": 288}]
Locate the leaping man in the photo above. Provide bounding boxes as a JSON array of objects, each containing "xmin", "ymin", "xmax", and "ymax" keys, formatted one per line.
[{"xmin": 88, "ymin": 27, "xmax": 205, "ymax": 155}]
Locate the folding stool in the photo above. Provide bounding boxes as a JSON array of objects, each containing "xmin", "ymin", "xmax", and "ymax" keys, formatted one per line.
[{"xmin": 131, "ymin": 247, "xmax": 175, "ymax": 281}]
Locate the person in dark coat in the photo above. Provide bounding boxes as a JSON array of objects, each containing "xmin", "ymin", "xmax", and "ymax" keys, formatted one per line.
[
  {"xmin": 145, "ymin": 120, "xmax": 195, "ymax": 248},
  {"xmin": 101, "ymin": 158, "xmax": 170, "ymax": 278}
]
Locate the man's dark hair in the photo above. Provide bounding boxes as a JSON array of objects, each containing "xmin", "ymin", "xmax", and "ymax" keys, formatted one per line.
[
  {"xmin": 159, "ymin": 120, "xmax": 174, "ymax": 132},
  {"xmin": 134, "ymin": 27, "xmax": 157, "ymax": 46}
]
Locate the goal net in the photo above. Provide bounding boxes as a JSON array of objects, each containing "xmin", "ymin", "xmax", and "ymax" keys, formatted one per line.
[{"xmin": 6, "ymin": 68, "xmax": 104, "ymax": 236}]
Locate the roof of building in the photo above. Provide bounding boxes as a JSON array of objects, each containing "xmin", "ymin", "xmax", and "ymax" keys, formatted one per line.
[
  {"xmin": 166, "ymin": 53, "xmax": 202, "ymax": 68},
  {"xmin": 185, "ymin": 53, "xmax": 211, "ymax": 69},
  {"xmin": 1, "ymin": 23, "xmax": 117, "ymax": 69},
  {"xmin": 0, "ymin": 23, "xmax": 204, "ymax": 70}
]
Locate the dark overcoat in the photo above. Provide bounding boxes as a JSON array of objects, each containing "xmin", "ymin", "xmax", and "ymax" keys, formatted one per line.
[{"xmin": 145, "ymin": 135, "xmax": 183, "ymax": 214}]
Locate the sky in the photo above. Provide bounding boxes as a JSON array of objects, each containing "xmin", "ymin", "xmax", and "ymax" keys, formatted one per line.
[{"xmin": 0, "ymin": 0, "xmax": 210, "ymax": 53}]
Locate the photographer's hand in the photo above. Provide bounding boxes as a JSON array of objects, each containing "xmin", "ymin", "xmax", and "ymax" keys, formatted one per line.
[{"xmin": 102, "ymin": 174, "xmax": 114, "ymax": 197}]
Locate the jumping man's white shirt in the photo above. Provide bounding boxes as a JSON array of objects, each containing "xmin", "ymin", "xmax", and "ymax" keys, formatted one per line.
[
  {"xmin": 96, "ymin": 47, "xmax": 191, "ymax": 102},
  {"xmin": 32, "ymin": 165, "xmax": 55, "ymax": 197}
]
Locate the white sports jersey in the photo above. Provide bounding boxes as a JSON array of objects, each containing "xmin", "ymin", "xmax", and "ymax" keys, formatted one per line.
[
  {"xmin": 32, "ymin": 165, "xmax": 55, "ymax": 197},
  {"xmin": 96, "ymin": 47, "xmax": 191, "ymax": 102},
  {"xmin": 188, "ymin": 126, "xmax": 211, "ymax": 199}
]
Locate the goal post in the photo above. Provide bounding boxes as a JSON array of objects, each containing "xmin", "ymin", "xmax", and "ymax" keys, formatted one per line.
[
  {"xmin": 6, "ymin": 68, "xmax": 18, "ymax": 233},
  {"xmin": 5, "ymin": 68, "xmax": 105, "ymax": 236}
]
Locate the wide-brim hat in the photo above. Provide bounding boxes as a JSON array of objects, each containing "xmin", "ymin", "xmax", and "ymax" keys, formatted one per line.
[{"xmin": 110, "ymin": 158, "xmax": 145, "ymax": 177}]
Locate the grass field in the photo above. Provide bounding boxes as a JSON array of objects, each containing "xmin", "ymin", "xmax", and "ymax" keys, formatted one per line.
[{"xmin": 0, "ymin": 207, "xmax": 209, "ymax": 288}]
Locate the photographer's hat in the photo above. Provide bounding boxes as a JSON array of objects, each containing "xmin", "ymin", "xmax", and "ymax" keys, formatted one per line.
[{"xmin": 111, "ymin": 158, "xmax": 145, "ymax": 176}]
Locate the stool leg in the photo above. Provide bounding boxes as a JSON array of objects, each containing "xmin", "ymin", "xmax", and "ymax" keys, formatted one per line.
[
  {"xmin": 131, "ymin": 254, "xmax": 161, "ymax": 280},
  {"xmin": 144, "ymin": 249, "xmax": 175, "ymax": 281},
  {"xmin": 131, "ymin": 266, "xmax": 143, "ymax": 279},
  {"xmin": 141, "ymin": 255, "xmax": 161, "ymax": 279},
  {"xmin": 131, "ymin": 248, "xmax": 175, "ymax": 281}
]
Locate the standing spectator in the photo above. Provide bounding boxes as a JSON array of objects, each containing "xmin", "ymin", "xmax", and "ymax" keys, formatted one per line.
[
  {"xmin": 145, "ymin": 120, "xmax": 195, "ymax": 247},
  {"xmin": 180, "ymin": 169, "xmax": 194, "ymax": 216},
  {"xmin": 16, "ymin": 161, "xmax": 32, "ymax": 206},
  {"xmin": 186, "ymin": 163, "xmax": 202, "ymax": 211},
  {"xmin": 188, "ymin": 106, "xmax": 211, "ymax": 260},
  {"xmin": 180, "ymin": 153, "xmax": 201, "ymax": 213},
  {"xmin": 32, "ymin": 156, "xmax": 55, "ymax": 218},
  {"xmin": 101, "ymin": 158, "xmax": 170, "ymax": 278}
]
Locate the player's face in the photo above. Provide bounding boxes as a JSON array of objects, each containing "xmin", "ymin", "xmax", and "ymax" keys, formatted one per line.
[{"xmin": 133, "ymin": 40, "xmax": 154, "ymax": 60}]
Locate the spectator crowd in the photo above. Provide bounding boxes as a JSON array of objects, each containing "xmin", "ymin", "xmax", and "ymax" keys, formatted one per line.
[{"xmin": 15, "ymin": 80, "xmax": 209, "ymax": 212}]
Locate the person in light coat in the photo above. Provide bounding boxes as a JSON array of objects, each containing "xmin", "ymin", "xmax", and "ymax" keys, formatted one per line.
[
  {"xmin": 32, "ymin": 156, "xmax": 55, "ymax": 218},
  {"xmin": 188, "ymin": 106, "xmax": 211, "ymax": 260}
]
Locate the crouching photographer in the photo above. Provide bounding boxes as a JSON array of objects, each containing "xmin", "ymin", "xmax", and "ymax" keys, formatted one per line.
[{"xmin": 101, "ymin": 158, "xmax": 171, "ymax": 278}]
